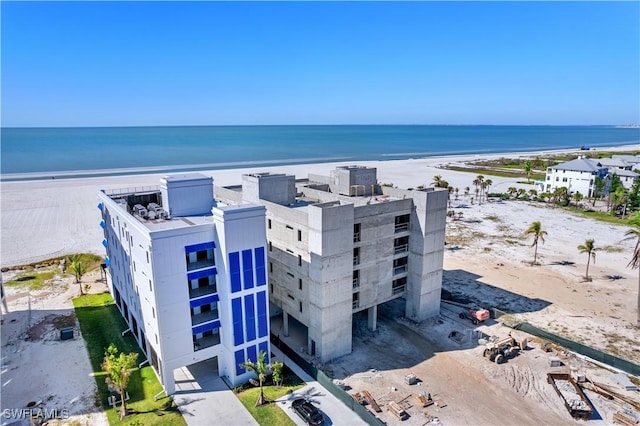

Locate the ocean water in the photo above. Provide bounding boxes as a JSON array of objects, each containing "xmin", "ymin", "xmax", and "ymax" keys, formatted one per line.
[{"xmin": 1, "ymin": 125, "xmax": 638, "ymax": 178}]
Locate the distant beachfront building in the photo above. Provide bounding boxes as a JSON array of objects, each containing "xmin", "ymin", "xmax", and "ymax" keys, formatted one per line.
[
  {"xmin": 98, "ymin": 173, "xmax": 270, "ymax": 394},
  {"xmin": 544, "ymin": 156, "xmax": 639, "ymax": 196},
  {"xmin": 215, "ymin": 166, "xmax": 448, "ymax": 362}
]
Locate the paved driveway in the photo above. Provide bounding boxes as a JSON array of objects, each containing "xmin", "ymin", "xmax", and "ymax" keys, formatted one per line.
[
  {"xmin": 173, "ymin": 359, "xmax": 257, "ymax": 426},
  {"xmin": 173, "ymin": 349, "xmax": 366, "ymax": 426}
]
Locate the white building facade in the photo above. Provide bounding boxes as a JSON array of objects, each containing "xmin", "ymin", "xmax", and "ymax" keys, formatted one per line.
[
  {"xmin": 98, "ymin": 173, "xmax": 270, "ymax": 394},
  {"xmin": 215, "ymin": 166, "xmax": 448, "ymax": 363},
  {"xmin": 544, "ymin": 157, "xmax": 639, "ymax": 196}
]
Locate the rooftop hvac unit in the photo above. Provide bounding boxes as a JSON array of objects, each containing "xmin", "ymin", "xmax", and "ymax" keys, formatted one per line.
[
  {"xmin": 148, "ymin": 202, "xmax": 161, "ymax": 212},
  {"xmin": 147, "ymin": 210, "xmax": 157, "ymax": 220},
  {"xmin": 157, "ymin": 209, "xmax": 169, "ymax": 220},
  {"xmin": 133, "ymin": 204, "xmax": 148, "ymax": 218}
]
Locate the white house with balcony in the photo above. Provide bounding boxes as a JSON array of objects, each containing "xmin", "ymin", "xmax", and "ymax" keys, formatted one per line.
[
  {"xmin": 544, "ymin": 156, "xmax": 639, "ymax": 196},
  {"xmin": 98, "ymin": 173, "xmax": 270, "ymax": 395},
  {"xmin": 544, "ymin": 157, "xmax": 606, "ymax": 197}
]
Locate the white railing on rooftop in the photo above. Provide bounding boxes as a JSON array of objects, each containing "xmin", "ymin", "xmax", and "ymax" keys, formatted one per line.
[{"xmin": 105, "ymin": 186, "xmax": 160, "ymax": 196}]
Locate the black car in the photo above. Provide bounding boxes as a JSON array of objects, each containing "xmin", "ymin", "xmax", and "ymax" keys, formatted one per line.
[{"xmin": 291, "ymin": 398, "xmax": 325, "ymax": 426}]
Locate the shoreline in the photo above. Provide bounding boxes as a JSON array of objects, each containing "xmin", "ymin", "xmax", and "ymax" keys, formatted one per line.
[
  {"xmin": 1, "ymin": 144, "xmax": 638, "ymax": 268},
  {"xmin": 1, "ymin": 143, "xmax": 638, "ymax": 183}
]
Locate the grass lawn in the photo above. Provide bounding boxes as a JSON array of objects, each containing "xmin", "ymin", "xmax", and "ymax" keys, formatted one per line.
[
  {"xmin": 73, "ymin": 293, "xmax": 186, "ymax": 426},
  {"xmin": 236, "ymin": 368, "xmax": 306, "ymax": 426},
  {"xmin": 4, "ymin": 269, "xmax": 58, "ymax": 291}
]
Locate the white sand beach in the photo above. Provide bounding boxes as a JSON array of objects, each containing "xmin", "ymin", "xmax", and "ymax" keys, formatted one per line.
[{"xmin": 1, "ymin": 145, "xmax": 638, "ymax": 424}]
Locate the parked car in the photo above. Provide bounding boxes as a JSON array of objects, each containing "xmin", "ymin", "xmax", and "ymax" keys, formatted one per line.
[{"xmin": 291, "ymin": 398, "xmax": 325, "ymax": 426}]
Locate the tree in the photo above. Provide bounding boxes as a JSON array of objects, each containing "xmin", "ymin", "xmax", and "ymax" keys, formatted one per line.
[
  {"xmin": 508, "ymin": 187, "xmax": 518, "ymax": 199},
  {"xmin": 464, "ymin": 186, "xmax": 470, "ymax": 196},
  {"xmin": 624, "ymin": 213, "xmax": 640, "ymax": 327},
  {"xmin": 432, "ymin": 175, "xmax": 448, "ymax": 189},
  {"xmin": 482, "ymin": 179, "xmax": 493, "ymax": 203},
  {"xmin": 473, "ymin": 175, "xmax": 484, "ymax": 204},
  {"xmin": 102, "ymin": 343, "xmax": 138, "ymax": 420},
  {"xmin": 271, "ymin": 361, "xmax": 284, "ymax": 388},
  {"xmin": 528, "ymin": 189, "xmax": 538, "ymax": 200},
  {"xmin": 524, "ymin": 221, "xmax": 547, "ymax": 265},
  {"xmin": 523, "ymin": 160, "xmax": 533, "ymax": 183},
  {"xmin": 572, "ymin": 191, "xmax": 583, "ymax": 207},
  {"xmin": 454, "ymin": 187, "xmax": 459, "ymax": 200},
  {"xmin": 593, "ymin": 177, "xmax": 606, "ymax": 206},
  {"xmin": 577, "ymin": 239, "xmax": 597, "ymax": 281},
  {"xmin": 67, "ymin": 254, "xmax": 87, "ymax": 294},
  {"xmin": 240, "ymin": 350, "xmax": 269, "ymax": 406}
]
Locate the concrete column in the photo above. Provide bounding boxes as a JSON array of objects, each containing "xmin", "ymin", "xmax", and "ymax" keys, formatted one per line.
[
  {"xmin": 283, "ymin": 311, "xmax": 289, "ymax": 337},
  {"xmin": 367, "ymin": 305, "xmax": 377, "ymax": 331}
]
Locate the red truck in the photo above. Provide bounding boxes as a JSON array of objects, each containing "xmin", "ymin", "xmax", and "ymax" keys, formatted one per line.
[{"xmin": 459, "ymin": 308, "xmax": 490, "ymax": 325}]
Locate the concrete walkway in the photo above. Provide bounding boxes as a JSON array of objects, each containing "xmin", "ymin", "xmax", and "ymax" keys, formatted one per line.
[
  {"xmin": 173, "ymin": 358, "xmax": 258, "ymax": 426},
  {"xmin": 172, "ymin": 349, "xmax": 366, "ymax": 426}
]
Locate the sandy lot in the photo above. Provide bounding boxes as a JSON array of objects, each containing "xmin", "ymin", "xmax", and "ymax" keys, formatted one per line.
[
  {"xmin": 1, "ymin": 269, "xmax": 109, "ymax": 426},
  {"xmin": 1, "ymin": 146, "xmax": 639, "ymax": 425}
]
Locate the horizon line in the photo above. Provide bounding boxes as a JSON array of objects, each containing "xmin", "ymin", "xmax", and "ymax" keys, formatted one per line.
[{"xmin": 3, "ymin": 123, "xmax": 638, "ymax": 130}]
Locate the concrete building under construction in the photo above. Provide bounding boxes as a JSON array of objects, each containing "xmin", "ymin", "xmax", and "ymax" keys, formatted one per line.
[{"xmin": 215, "ymin": 165, "xmax": 448, "ymax": 362}]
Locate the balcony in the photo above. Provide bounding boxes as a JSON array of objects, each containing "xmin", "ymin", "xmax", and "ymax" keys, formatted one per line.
[
  {"xmin": 189, "ymin": 284, "xmax": 217, "ymax": 299},
  {"xmin": 352, "ymin": 300, "xmax": 360, "ymax": 309},
  {"xmin": 352, "ymin": 278, "xmax": 360, "ymax": 289},
  {"xmin": 353, "ymin": 256, "xmax": 360, "ymax": 266},
  {"xmin": 191, "ymin": 309, "xmax": 219, "ymax": 326},
  {"xmin": 392, "ymin": 284, "xmax": 406, "ymax": 295},
  {"xmin": 394, "ymin": 223, "xmax": 409, "ymax": 233},
  {"xmin": 353, "ymin": 231, "xmax": 361, "ymax": 243},
  {"xmin": 186, "ymin": 258, "xmax": 215, "ymax": 272},
  {"xmin": 393, "ymin": 265, "xmax": 407, "ymax": 276},
  {"xmin": 194, "ymin": 333, "xmax": 220, "ymax": 351},
  {"xmin": 394, "ymin": 244, "xmax": 408, "ymax": 255}
]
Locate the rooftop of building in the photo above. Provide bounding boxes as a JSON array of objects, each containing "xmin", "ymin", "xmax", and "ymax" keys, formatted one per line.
[{"xmin": 102, "ymin": 186, "xmax": 214, "ymax": 231}]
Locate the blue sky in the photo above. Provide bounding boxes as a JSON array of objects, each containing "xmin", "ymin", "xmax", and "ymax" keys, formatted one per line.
[{"xmin": 1, "ymin": 1, "xmax": 639, "ymax": 127}]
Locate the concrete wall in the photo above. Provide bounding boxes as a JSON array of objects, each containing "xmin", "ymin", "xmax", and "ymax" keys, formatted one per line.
[
  {"xmin": 333, "ymin": 166, "xmax": 377, "ymax": 197},
  {"xmin": 406, "ymin": 188, "xmax": 448, "ymax": 321},
  {"xmin": 307, "ymin": 202, "xmax": 354, "ymax": 361},
  {"xmin": 160, "ymin": 174, "xmax": 214, "ymax": 217},
  {"xmin": 242, "ymin": 173, "xmax": 296, "ymax": 206}
]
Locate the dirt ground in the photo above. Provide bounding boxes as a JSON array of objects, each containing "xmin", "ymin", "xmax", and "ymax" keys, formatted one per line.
[
  {"xmin": 1, "ymin": 269, "xmax": 109, "ymax": 426},
  {"xmin": 314, "ymin": 196, "xmax": 640, "ymax": 426},
  {"xmin": 319, "ymin": 299, "xmax": 640, "ymax": 426}
]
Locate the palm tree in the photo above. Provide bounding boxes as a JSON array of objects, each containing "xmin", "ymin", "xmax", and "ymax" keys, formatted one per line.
[
  {"xmin": 102, "ymin": 344, "xmax": 138, "ymax": 420},
  {"xmin": 464, "ymin": 186, "xmax": 470, "ymax": 196},
  {"xmin": 507, "ymin": 187, "xmax": 518, "ymax": 199},
  {"xmin": 577, "ymin": 239, "xmax": 597, "ymax": 281},
  {"xmin": 240, "ymin": 350, "xmax": 269, "ymax": 406},
  {"xmin": 624, "ymin": 213, "xmax": 640, "ymax": 327},
  {"xmin": 67, "ymin": 254, "xmax": 87, "ymax": 294},
  {"xmin": 432, "ymin": 175, "xmax": 448, "ymax": 188},
  {"xmin": 454, "ymin": 187, "xmax": 459, "ymax": 200},
  {"xmin": 483, "ymin": 179, "xmax": 493, "ymax": 202},
  {"xmin": 528, "ymin": 189, "xmax": 538, "ymax": 200},
  {"xmin": 523, "ymin": 160, "xmax": 533, "ymax": 183},
  {"xmin": 572, "ymin": 191, "xmax": 583, "ymax": 207},
  {"xmin": 524, "ymin": 221, "xmax": 547, "ymax": 265},
  {"xmin": 473, "ymin": 175, "xmax": 484, "ymax": 204}
]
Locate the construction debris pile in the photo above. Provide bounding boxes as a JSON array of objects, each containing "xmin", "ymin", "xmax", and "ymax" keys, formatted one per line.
[{"xmin": 556, "ymin": 379, "xmax": 590, "ymax": 411}]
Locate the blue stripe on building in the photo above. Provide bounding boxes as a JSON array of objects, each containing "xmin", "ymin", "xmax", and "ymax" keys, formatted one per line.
[
  {"xmin": 255, "ymin": 247, "xmax": 266, "ymax": 286},
  {"xmin": 232, "ymin": 297, "xmax": 244, "ymax": 346},
  {"xmin": 246, "ymin": 345, "xmax": 257, "ymax": 365},
  {"xmin": 189, "ymin": 294, "xmax": 219, "ymax": 308},
  {"xmin": 192, "ymin": 320, "xmax": 220, "ymax": 335},
  {"xmin": 229, "ymin": 252, "xmax": 241, "ymax": 293},
  {"xmin": 235, "ymin": 350, "xmax": 245, "ymax": 376},
  {"xmin": 185, "ymin": 241, "xmax": 216, "ymax": 253},
  {"xmin": 242, "ymin": 249, "xmax": 254, "ymax": 290},
  {"xmin": 244, "ymin": 294, "xmax": 256, "ymax": 342},
  {"xmin": 259, "ymin": 341, "xmax": 269, "ymax": 363},
  {"xmin": 187, "ymin": 267, "xmax": 217, "ymax": 281},
  {"xmin": 256, "ymin": 291, "xmax": 268, "ymax": 338}
]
